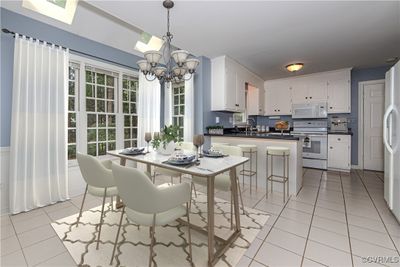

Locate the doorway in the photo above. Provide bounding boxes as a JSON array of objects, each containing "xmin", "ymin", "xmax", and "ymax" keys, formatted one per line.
[{"xmin": 359, "ymin": 80, "xmax": 385, "ymax": 171}]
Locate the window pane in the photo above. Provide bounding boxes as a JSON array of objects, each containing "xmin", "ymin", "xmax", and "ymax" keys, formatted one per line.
[
  {"xmin": 97, "ymin": 100, "xmax": 105, "ymax": 112},
  {"xmin": 132, "ymin": 128, "xmax": 137, "ymax": 139},
  {"xmin": 68, "ymin": 145, "xmax": 76, "ymax": 160},
  {"xmin": 132, "ymin": 140, "xmax": 137, "ymax": 147},
  {"xmin": 132, "ymin": 116, "xmax": 137, "ymax": 127},
  {"xmin": 179, "ymin": 87, "xmax": 184, "ymax": 94},
  {"xmin": 108, "ymin": 129, "xmax": 116, "ymax": 141},
  {"xmin": 107, "ymin": 101, "xmax": 114, "ymax": 113},
  {"xmin": 86, "ymin": 71, "xmax": 93, "ymax": 83},
  {"xmin": 124, "ymin": 128, "xmax": 131, "ymax": 139},
  {"xmin": 87, "ymin": 114, "xmax": 97, "ymax": 127},
  {"xmin": 98, "ymin": 115, "xmax": 106, "ymax": 127},
  {"xmin": 174, "ymin": 95, "xmax": 179, "ymax": 105},
  {"xmin": 130, "ymin": 91, "xmax": 136, "ymax": 102},
  {"xmin": 123, "ymin": 80, "xmax": 128, "ymax": 89},
  {"xmin": 108, "ymin": 115, "xmax": 116, "ymax": 127},
  {"xmin": 130, "ymin": 103, "xmax": 136, "ymax": 114},
  {"xmin": 68, "ymin": 97, "xmax": 75, "ymax": 111},
  {"xmin": 98, "ymin": 129, "xmax": 106, "ymax": 141},
  {"xmin": 86, "ymin": 99, "xmax": 95, "ymax": 111},
  {"xmin": 106, "ymin": 75, "xmax": 114, "ymax": 86},
  {"xmin": 87, "ymin": 129, "xmax": 97, "ymax": 142},
  {"xmin": 97, "ymin": 86, "xmax": 105, "ymax": 98},
  {"xmin": 123, "ymin": 102, "xmax": 129, "ymax": 113},
  {"xmin": 68, "ymin": 113, "xmax": 76, "ymax": 128},
  {"xmin": 86, "ymin": 84, "xmax": 94, "ymax": 97},
  {"xmin": 107, "ymin": 88, "xmax": 114, "ymax": 99},
  {"xmin": 174, "ymin": 87, "xmax": 179, "ymax": 94},
  {"xmin": 179, "ymin": 117, "xmax": 183, "ymax": 126},
  {"xmin": 96, "ymin": 73, "xmax": 105, "ymax": 85},
  {"xmin": 68, "ymin": 129, "xmax": 76, "ymax": 143},
  {"xmin": 124, "ymin": 115, "xmax": 131, "ymax": 127},
  {"xmin": 98, "ymin": 143, "xmax": 106, "ymax": 155},
  {"xmin": 108, "ymin": 142, "xmax": 116, "ymax": 151},
  {"xmin": 124, "ymin": 140, "xmax": 131, "ymax": 148},
  {"xmin": 180, "ymin": 106, "xmax": 185, "ymax": 115},
  {"xmin": 174, "ymin": 106, "xmax": 179, "ymax": 115},
  {"xmin": 69, "ymin": 67, "xmax": 75, "ymax": 80},
  {"xmin": 180, "ymin": 95, "xmax": 184, "ymax": 104},
  {"xmin": 88, "ymin": 143, "xmax": 96, "ymax": 156},
  {"xmin": 69, "ymin": 81, "xmax": 75, "ymax": 95}
]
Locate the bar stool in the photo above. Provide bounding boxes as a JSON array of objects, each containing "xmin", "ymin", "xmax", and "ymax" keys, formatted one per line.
[
  {"xmin": 237, "ymin": 144, "xmax": 257, "ymax": 194},
  {"xmin": 266, "ymin": 146, "xmax": 290, "ymax": 203}
]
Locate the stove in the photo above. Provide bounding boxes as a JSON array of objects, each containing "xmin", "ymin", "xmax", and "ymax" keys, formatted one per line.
[{"xmin": 291, "ymin": 120, "xmax": 328, "ymax": 170}]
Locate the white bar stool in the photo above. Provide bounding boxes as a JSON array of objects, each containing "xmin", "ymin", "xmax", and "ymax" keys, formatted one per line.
[
  {"xmin": 266, "ymin": 146, "xmax": 290, "ymax": 203},
  {"xmin": 237, "ymin": 144, "xmax": 257, "ymax": 194}
]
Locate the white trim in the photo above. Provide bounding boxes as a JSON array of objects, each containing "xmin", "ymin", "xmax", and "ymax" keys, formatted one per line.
[
  {"xmin": 0, "ymin": 147, "xmax": 10, "ymax": 152},
  {"xmin": 357, "ymin": 79, "xmax": 385, "ymax": 170}
]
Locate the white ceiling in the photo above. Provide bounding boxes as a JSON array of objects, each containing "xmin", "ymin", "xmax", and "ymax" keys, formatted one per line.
[{"xmin": 3, "ymin": 1, "xmax": 400, "ymax": 80}]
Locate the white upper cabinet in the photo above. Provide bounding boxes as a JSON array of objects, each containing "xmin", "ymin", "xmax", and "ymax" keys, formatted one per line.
[
  {"xmin": 264, "ymin": 80, "xmax": 292, "ymax": 115},
  {"xmin": 264, "ymin": 68, "xmax": 351, "ymax": 115},
  {"xmin": 247, "ymin": 86, "xmax": 265, "ymax": 115},
  {"xmin": 211, "ymin": 55, "xmax": 264, "ymax": 113}
]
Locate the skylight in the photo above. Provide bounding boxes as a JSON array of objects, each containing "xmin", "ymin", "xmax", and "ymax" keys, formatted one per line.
[
  {"xmin": 134, "ymin": 32, "xmax": 164, "ymax": 53},
  {"xmin": 22, "ymin": 0, "xmax": 78, "ymax": 24}
]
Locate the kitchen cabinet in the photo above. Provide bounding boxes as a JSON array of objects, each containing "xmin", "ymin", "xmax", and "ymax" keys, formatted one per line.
[
  {"xmin": 327, "ymin": 70, "xmax": 351, "ymax": 113},
  {"xmin": 211, "ymin": 56, "xmax": 263, "ymax": 112},
  {"xmin": 247, "ymin": 86, "xmax": 264, "ymax": 115},
  {"xmin": 264, "ymin": 80, "xmax": 292, "ymax": 115},
  {"xmin": 291, "ymin": 77, "xmax": 327, "ymax": 104},
  {"xmin": 328, "ymin": 134, "xmax": 351, "ymax": 171}
]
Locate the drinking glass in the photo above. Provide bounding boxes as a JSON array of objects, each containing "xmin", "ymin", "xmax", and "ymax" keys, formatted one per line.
[
  {"xmin": 199, "ymin": 135, "xmax": 205, "ymax": 157},
  {"xmin": 144, "ymin": 132, "xmax": 152, "ymax": 153},
  {"xmin": 193, "ymin": 135, "xmax": 202, "ymax": 161}
]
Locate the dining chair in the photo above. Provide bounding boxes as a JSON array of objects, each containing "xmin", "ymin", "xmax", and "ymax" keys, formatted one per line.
[
  {"xmin": 152, "ymin": 141, "xmax": 195, "ymax": 184},
  {"xmin": 110, "ymin": 163, "xmax": 193, "ymax": 266},
  {"xmin": 191, "ymin": 145, "xmax": 245, "ymax": 228},
  {"xmin": 76, "ymin": 153, "xmax": 119, "ymax": 249}
]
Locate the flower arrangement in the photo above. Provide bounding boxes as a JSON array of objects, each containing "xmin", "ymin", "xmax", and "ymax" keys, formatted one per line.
[{"xmin": 151, "ymin": 125, "xmax": 182, "ymax": 150}]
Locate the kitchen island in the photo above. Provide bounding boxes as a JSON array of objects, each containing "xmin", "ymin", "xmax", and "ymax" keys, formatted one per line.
[{"xmin": 206, "ymin": 134, "xmax": 303, "ymax": 195}]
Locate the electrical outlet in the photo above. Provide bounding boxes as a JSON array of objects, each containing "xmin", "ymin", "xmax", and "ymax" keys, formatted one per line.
[{"xmin": 216, "ymin": 117, "xmax": 220, "ymax": 123}]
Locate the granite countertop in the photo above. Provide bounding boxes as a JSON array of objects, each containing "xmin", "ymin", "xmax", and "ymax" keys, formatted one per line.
[
  {"xmin": 328, "ymin": 131, "xmax": 353, "ymax": 136},
  {"xmin": 204, "ymin": 133, "xmax": 300, "ymax": 141}
]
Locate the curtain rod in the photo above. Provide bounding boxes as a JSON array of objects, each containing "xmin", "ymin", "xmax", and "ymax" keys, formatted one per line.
[{"xmin": 1, "ymin": 28, "xmax": 139, "ymax": 71}]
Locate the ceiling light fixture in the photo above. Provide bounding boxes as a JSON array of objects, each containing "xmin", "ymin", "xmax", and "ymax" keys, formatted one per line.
[
  {"xmin": 286, "ymin": 63, "xmax": 304, "ymax": 72},
  {"xmin": 137, "ymin": 0, "xmax": 200, "ymax": 83}
]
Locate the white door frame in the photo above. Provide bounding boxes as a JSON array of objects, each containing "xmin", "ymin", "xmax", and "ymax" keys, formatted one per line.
[{"xmin": 357, "ymin": 79, "xmax": 385, "ymax": 170}]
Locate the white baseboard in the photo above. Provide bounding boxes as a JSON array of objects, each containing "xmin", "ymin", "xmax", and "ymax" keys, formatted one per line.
[{"xmin": 351, "ymin": 165, "xmax": 362, "ymax": 170}]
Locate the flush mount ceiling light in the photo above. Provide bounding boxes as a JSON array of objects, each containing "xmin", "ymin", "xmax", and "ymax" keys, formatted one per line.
[
  {"xmin": 137, "ymin": 0, "xmax": 200, "ymax": 83},
  {"xmin": 22, "ymin": 0, "xmax": 78, "ymax": 24},
  {"xmin": 286, "ymin": 63, "xmax": 304, "ymax": 72},
  {"xmin": 134, "ymin": 32, "xmax": 164, "ymax": 54}
]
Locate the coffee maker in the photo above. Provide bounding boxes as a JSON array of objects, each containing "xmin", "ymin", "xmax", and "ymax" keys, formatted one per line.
[{"xmin": 330, "ymin": 117, "xmax": 349, "ymax": 133}]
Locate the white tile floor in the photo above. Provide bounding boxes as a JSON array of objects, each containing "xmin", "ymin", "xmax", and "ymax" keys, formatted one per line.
[{"xmin": 1, "ymin": 168, "xmax": 399, "ymax": 267}]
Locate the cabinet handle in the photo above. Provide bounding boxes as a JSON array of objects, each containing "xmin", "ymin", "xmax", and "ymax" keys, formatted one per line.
[
  {"xmin": 330, "ymin": 146, "xmax": 333, "ymax": 149},
  {"xmin": 337, "ymin": 138, "xmax": 341, "ymax": 141},
  {"xmin": 235, "ymin": 104, "xmax": 239, "ymax": 107},
  {"xmin": 310, "ymin": 96, "xmax": 312, "ymax": 99},
  {"xmin": 278, "ymin": 109, "xmax": 280, "ymax": 111},
  {"xmin": 305, "ymin": 97, "xmax": 308, "ymax": 99},
  {"xmin": 329, "ymin": 107, "xmax": 333, "ymax": 109}
]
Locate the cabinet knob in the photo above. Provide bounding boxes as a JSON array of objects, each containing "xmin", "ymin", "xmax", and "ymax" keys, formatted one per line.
[
  {"xmin": 330, "ymin": 146, "xmax": 333, "ymax": 149},
  {"xmin": 329, "ymin": 107, "xmax": 333, "ymax": 109},
  {"xmin": 305, "ymin": 97, "xmax": 308, "ymax": 99},
  {"xmin": 337, "ymin": 138, "xmax": 341, "ymax": 141},
  {"xmin": 310, "ymin": 96, "xmax": 312, "ymax": 99},
  {"xmin": 278, "ymin": 109, "xmax": 280, "ymax": 112},
  {"xmin": 235, "ymin": 104, "xmax": 239, "ymax": 107}
]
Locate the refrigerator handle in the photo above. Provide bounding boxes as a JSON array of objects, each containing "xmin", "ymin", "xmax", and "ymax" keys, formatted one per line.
[{"xmin": 383, "ymin": 105, "xmax": 394, "ymax": 154}]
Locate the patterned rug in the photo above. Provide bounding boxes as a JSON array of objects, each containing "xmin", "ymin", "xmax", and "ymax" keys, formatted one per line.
[{"xmin": 51, "ymin": 192, "xmax": 270, "ymax": 267}]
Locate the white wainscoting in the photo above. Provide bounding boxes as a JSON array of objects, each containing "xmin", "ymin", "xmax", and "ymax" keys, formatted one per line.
[{"xmin": 1, "ymin": 147, "xmax": 10, "ymax": 214}]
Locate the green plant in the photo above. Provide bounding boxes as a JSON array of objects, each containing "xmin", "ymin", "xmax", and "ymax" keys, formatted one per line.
[
  {"xmin": 206, "ymin": 125, "xmax": 224, "ymax": 130},
  {"xmin": 151, "ymin": 125, "xmax": 182, "ymax": 149}
]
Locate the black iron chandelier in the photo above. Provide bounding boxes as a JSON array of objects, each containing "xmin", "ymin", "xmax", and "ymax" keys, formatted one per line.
[{"xmin": 137, "ymin": 0, "xmax": 200, "ymax": 83}]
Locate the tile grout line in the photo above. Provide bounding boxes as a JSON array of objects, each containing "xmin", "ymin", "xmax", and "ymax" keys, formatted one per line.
[
  {"xmin": 299, "ymin": 170, "xmax": 323, "ymax": 267},
  {"xmin": 8, "ymin": 213, "xmax": 29, "ymax": 266},
  {"xmin": 339, "ymin": 172, "xmax": 354, "ymax": 267},
  {"xmin": 354, "ymin": 170, "xmax": 400, "ymax": 256}
]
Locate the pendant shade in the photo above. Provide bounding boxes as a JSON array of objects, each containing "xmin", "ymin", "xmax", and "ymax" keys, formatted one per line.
[
  {"xmin": 185, "ymin": 58, "xmax": 200, "ymax": 73},
  {"xmin": 172, "ymin": 66, "xmax": 187, "ymax": 77},
  {"xmin": 137, "ymin": 60, "xmax": 152, "ymax": 72},
  {"xmin": 171, "ymin": 50, "xmax": 189, "ymax": 66},
  {"xmin": 153, "ymin": 66, "xmax": 166, "ymax": 77},
  {"xmin": 144, "ymin": 50, "xmax": 163, "ymax": 66}
]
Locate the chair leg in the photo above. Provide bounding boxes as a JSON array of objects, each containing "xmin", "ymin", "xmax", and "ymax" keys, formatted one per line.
[
  {"xmin": 96, "ymin": 188, "xmax": 107, "ymax": 250},
  {"xmin": 170, "ymin": 176, "xmax": 174, "ymax": 185},
  {"xmin": 186, "ymin": 203, "xmax": 193, "ymax": 263},
  {"xmin": 149, "ymin": 214, "xmax": 156, "ymax": 267},
  {"xmin": 192, "ymin": 182, "xmax": 198, "ymax": 198},
  {"xmin": 230, "ymin": 191, "xmax": 233, "ymax": 230},
  {"xmin": 76, "ymin": 184, "xmax": 88, "ymax": 227},
  {"xmin": 110, "ymin": 196, "xmax": 114, "ymax": 211},
  {"xmin": 110, "ymin": 207, "xmax": 125, "ymax": 265},
  {"xmin": 180, "ymin": 174, "xmax": 182, "ymax": 183},
  {"xmin": 237, "ymin": 177, "xmax": 245, "ymax": 215}
]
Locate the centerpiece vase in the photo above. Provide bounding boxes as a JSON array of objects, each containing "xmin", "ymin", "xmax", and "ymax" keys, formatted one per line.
[{"xmin": 157, "ymin": 141, "xmax": 176, "ymax": 155}]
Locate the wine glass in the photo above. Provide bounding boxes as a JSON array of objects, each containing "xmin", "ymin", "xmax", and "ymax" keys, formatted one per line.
[
  {"xmin": 193, "ymin": 135, "xmax": 202, "ymax": 161},
  {"xmin": 144, "ymin": 132, "xmax": 152, "ymax": 153},
  {"xmin": 199, "ymin": 135, "xmax": 205, "ymax": 158}
]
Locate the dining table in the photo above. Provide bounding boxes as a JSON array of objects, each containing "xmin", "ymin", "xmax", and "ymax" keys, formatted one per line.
[{"xmin": 107, "ymin": 149, "xmax": 248, "ymax": 267}]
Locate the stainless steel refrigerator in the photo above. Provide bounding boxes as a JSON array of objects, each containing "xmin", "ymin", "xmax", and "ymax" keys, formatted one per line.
[{"xmin": 384, "ymin": 60, "xmax": 400, "ymax": 223}]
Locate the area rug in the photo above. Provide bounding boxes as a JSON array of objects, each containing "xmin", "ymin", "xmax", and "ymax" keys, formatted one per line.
[{"xmin": 51, "ymin": 192, "xmax": 269, "ymax": 267}]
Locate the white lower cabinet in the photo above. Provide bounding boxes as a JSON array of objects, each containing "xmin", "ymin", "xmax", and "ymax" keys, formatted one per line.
[{"xmin": 328, "ymin": 134, "xmax": 351, "ymax": 171}]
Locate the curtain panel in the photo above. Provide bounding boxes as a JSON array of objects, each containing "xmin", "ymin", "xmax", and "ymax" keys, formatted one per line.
[
  {"xmin": 9, "ymin": 35, "xmax": 70, "ymax": 214},
  {"xmin": 137, "ymin": 73, "xmax": 161, "ymax": 147}
]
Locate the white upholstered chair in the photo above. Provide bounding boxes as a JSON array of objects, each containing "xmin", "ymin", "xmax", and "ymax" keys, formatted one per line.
[
  {"xmin": 110, "ymin": 163, "xmax": 192, "ymax": 266},
  {"xmin": 76, "ymin": 153, "xmax": 119, "ymax": 249},
  {"xmin": 191, "ymin": 145, "xmax": 245, "ymax": 228}
]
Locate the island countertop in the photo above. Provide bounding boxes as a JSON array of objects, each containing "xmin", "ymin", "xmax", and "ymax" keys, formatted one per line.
[{"xmin": 204, "ymin": 133, "xmax": 300, "ymax": 141}]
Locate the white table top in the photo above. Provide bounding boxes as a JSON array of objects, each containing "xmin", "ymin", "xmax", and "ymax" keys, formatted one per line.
[{"xmin": 107, "ymin": 150, "xmax": 248, "ymax": 177}]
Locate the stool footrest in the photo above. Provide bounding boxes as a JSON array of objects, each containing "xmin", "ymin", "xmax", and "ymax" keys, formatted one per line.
[
  {"xmin": 240, "ymin": 170, "xmax": 257, "ymax": 177},
  {"xmin": 267, "ymin": 175, "xmax": 288, "ymax": 184}
]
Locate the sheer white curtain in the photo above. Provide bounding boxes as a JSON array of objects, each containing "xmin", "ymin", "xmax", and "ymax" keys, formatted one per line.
[
  {"xmin": 9, "ymin": 35, "xmax": 70, "ymax": 214},
  {"xmin": 137, "ymin": 73, "xmax": 161, "ymax": 147},
  {"xmin": 183, "ymin": 75, "xmax": 194, "ymax": 142},
  {"xmin": 164, "ymin": 81, "xmax": 172, "ymax": 126}
]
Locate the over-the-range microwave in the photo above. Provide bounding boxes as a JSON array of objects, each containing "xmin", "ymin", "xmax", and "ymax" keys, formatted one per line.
[{"xmin": 292, "ymin": 102, "xmax": 328, "ymax": 119}]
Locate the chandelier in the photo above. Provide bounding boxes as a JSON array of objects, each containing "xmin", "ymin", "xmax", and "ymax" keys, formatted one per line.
[{"xmin": 137, "ymin": 0, "xmax": 200, "ymax": 83}]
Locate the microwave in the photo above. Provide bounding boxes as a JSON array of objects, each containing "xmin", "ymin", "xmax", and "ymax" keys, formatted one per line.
[{"xmin": 292, "ymin": 102, "xmax": 328, "ymax": 119}]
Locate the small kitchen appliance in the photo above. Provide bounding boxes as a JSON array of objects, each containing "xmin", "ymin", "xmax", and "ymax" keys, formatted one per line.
[
  {"xmin": 330, "ymin": 117, "xmax": 349, "ymax": 133},
  {"xmin": 292, "ymin": 102, "xmax": 328, "ymax": 119}
]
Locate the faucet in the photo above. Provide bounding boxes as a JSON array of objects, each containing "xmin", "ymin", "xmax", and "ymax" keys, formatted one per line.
[{"xmin": 246, "ymin": 117, "xmax": 256, "ymax": 135}]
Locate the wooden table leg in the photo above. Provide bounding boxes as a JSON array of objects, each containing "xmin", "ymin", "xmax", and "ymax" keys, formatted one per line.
[
  {"xmin": 116, "ymin": 158, "xmax": 126, "ymax": 209},
  {"xmin": 207, "ymin": 176, "xmax": 215, "ymax": 266},
  {"xmin": 230, "ymin": 167, "xmax": 241, "ymax": 230}
]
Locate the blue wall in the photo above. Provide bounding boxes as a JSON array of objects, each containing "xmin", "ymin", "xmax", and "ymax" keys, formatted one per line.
[{"xmin": 0, "ymin": 8, "xmax": 143, "ymax": 147}]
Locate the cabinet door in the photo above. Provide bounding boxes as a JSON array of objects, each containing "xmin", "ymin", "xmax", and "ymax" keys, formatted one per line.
[
  {"xmin": 225, "ymin": 65, "xmax": 237, "ymax": 111},
  {"xmin": 291, "ymin": 79, "xmax": 309, "ymax": 104},
  {"xmin": 308, "ymin": 78, "xmax": 328, "ymax": 102},
  {"xmin": 247, "ymin": 86, "xmax": 260, "ymax": 115},
  {"xmin": 236, "ymin": 72, "xmax": 246, "ymax": 112},
  {"xmin": 328, "ymin": 135, "xmax": 351, "ymax": 170},
  {"xmin": 264, "ymin": 86, "xmax": 278, "ymax": 115},
  {"xmin": 327, "ymin": 79, "xmax": 350, "ymax": 113},
  {"xmin": 276, "ymin": 86, "xmax": 292, "ymax": 115}
]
